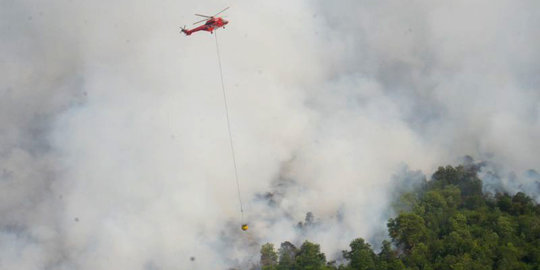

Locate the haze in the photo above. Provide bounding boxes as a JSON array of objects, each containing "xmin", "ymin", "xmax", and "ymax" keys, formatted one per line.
[{"xmin": 1, "ymin": 0, "xmax": 539, "ymax": 269}]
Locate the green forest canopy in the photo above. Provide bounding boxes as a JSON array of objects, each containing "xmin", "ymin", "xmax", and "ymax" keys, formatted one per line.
[{"xmin": 256, "ymin": 165, "xmax": 540, "ymax": 270}]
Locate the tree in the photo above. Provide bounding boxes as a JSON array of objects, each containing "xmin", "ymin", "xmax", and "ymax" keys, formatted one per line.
[
  {"xmin": 342, "ymin": 238, "xmax": 376, "ymax": 270},
  {"xmin": 278, "ymin": 241, "xmax": 298, "ymax": 270},
  {"xmin": 261, "ymin": 243, "xmax": 278, "ymax": 270},
  {"xmin": 295, "ymin": 241, "xmax": 327, "ymax": 270},
  {"xmin": 388, "ymin": 213, "xmax": 428, "ymax": 252},
  {"xmin": 377, "ymin": 240, "xmax": 404, "ymax": 270}
]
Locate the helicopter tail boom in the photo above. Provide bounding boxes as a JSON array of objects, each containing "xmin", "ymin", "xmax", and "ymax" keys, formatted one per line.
[{"xmin": 181, "ymin": 26, "xmax": 192, "ymax": 35}]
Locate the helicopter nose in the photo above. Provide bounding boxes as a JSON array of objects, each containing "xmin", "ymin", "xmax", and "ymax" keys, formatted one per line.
[{"xmin": 223, "ymin": 20, "xmax": 228, "ymax": 25}]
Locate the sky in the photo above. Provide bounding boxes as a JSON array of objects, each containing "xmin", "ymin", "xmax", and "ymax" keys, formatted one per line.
[{"xmin": 1, "ymin": 0, "xmax": 540, "ymax": 269}]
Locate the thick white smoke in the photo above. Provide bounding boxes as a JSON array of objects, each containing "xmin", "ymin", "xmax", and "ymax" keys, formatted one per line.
[{"xmin": 1, "ymin": 0, "xmax": 539, "ymax": 269}]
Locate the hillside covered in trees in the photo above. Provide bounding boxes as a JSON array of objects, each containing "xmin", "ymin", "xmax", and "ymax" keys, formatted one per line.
[{"xmin": 256, "ymin": 165, "xmax": 540, "ymax": 270}]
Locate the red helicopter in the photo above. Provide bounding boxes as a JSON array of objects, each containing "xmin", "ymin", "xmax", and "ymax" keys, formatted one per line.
[{"xmin": 181, "ymin": 7, "xmax": 229, "ymax": 36}]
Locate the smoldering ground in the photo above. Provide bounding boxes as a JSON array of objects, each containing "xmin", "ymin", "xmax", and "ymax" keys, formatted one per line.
[{"xmin": 1, "ymin": 0, "xmax": 540, "ymax": 269}]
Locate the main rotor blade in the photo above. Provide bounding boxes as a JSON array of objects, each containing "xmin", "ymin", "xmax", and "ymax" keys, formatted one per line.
[
  {"xmin": 193, "ymin": 18, "xmax": 207, "ymax": 25},
  {"xmin": 213, "ymin": 6, "xmax": 229, "ymax": 17},
  {"xmin": 195, "ymin": 14, "xmax": 212, "ymax": 18}
]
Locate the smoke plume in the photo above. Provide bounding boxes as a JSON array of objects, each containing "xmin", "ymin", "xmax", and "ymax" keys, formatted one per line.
[{"xmin": 1, "ymin": 0, "xmax": 539, "ymax": 268}]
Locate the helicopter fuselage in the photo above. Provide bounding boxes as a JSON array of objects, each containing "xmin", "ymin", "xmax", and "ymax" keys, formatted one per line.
[{"xmin": 182, "ymin": 17, "xmax": 228, "ymax": 35}]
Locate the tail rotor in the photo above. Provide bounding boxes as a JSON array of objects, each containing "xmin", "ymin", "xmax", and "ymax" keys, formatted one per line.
[{"xmin": 180, "ymin": 25, "xmax": 190, "ymax": 35}]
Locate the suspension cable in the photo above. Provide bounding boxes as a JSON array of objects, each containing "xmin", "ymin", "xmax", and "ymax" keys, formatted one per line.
[{"xmin": 214, "ymin": 31, "xmax": 244, "ymax": 220}]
